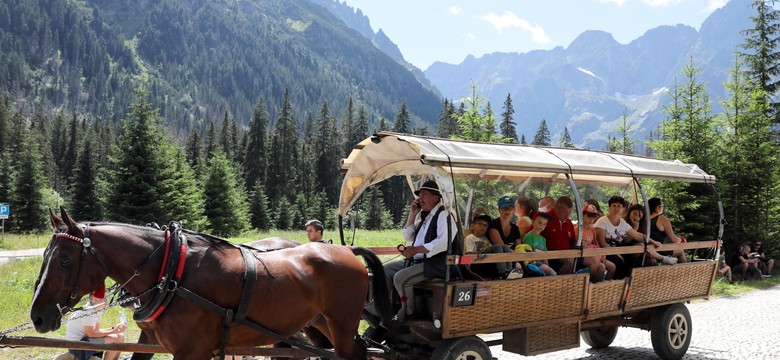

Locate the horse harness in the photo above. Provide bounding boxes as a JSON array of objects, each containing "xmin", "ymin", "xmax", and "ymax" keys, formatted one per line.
[{"xmin": 56, "ymin": 222, "xmax": 341, "ymax": 360}]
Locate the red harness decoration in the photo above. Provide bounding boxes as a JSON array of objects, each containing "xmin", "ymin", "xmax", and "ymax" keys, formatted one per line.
[{"xmin": 145, "ymin": 229, "xmax": 188, "ymax": 322}]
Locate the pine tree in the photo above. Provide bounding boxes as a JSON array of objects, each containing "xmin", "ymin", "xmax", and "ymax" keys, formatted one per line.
[
  {"xmin": 203, "ymin": 153, "xmax": 249, "ymax": 236},
  {"xmin": 62, "ymin": 113, "xmax": 79, "ymax": 186},
  {"xmin": 218, "ymin": 111, "xmax": 233, "ymax": 160},
  {"xmin": 244, "ymin": 97, "xmax": 269, "ymax": 191},
  {"xmin": 314, "ymin": 102, "xmax": 340, "ymax": 204},
  {"xmin": 436, "ymin": 99, "xmax": 458, "ymax": 138},
  {"xmin": 741, "ymin": 0, "xmax": 780, "ymax": 108},
  {"xmin": 609, "ymin": 109, "xmax": 637, "ymax": 154},
  {"xmin": 500, "ymin": 94, "xmax": 518, "ymax": 143},
  {"xmin": 274, "ymin": 196, "xmax": 294, "ymax": 230},
  {"xmin": 341, "ymin": 97, "xmax": 356, "ymax": 156},
  {"xmin": 393, "ymin": 102, "xmax": 411, "ymax": 134},
  {"xmin": 520, "ymin": 134, "xmax": 527, "ymax": 145},
  {"xmin": 161, "ymin": 145, "xmax": 208, "ymax": 230},
  {"xmin": 532, "ymin": 119, "xmax": 551, "ymax": 146},
  {"xmin": 0, "ymin": 96, "xmax": 8, "ymax": 155},
  {"xmin": 376, "ymin": 117, "xmax": 388, "ymax": 133},
  {"xmin": 71, "ymin": 137, "xmax": 100, "ymax": 220},
  {"xmin": 559, "ymin": 127, "xmax": 574, "ymax": 148},
  {"xmin": 350, "ymin": 106, "xmax": 369, "ymax": 149},
  {"xmin": 10, "ymin": 132, "xmax": 47, "ymax": 231}
]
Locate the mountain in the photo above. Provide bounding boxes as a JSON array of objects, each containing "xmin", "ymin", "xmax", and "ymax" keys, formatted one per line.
[
  {"xmin": 0, "ymin": 0, "xmax": 442, "ymax": 133},
  {"xmin": 425, "ymin": 0, "xmax": 755, "ymax": 149}
]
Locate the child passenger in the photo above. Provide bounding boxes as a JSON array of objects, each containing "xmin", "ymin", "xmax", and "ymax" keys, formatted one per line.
[
  {"xmin": 466, "ymin": 212, "xmax": 524, "ymax": 279},
  {"xmin": 465, "ymin": 212, "xmax": 492, "ymax": 254},
  {"xmin": 521, "ymin": 212, "xmax": 557, "ymax": 276},
  {"xmin": 580, "ymin": 203, "xmax": 615, "ymax": 282}
]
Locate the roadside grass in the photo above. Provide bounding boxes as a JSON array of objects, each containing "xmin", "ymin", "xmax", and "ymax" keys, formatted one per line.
[{"xmin": 0, "ymin": 233, "xmax": 52, "ymax": 251}]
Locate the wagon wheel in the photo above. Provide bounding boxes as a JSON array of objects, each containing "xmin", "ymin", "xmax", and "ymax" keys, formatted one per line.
[
  {"xmin": 651, "ymin": 303, "xmax": 692, "ymax": 360},
  {"xmin": 581, "ymin": 326, "xmax": 618, "ymax": 349},
  {"xmin": 431, "ymin": 336, "xmax": 491, "ymax": 360}
]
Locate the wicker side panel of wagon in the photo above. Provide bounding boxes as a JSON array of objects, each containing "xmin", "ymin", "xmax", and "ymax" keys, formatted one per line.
[{"xmin": 624, "ymin": 261, "xmax": 717, "ymax": 311}]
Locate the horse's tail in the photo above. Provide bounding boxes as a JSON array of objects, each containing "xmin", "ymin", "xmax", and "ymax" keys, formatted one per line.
[{"xmin": 352, "ymin": 247, "xmax": 392, "ymax": 327}]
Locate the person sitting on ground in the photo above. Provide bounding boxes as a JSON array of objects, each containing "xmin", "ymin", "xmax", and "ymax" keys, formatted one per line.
[
  {"xmin": 466, "ymin": 212, "xmax": 523, "ymax": 279},
  {"xmin": 729, "ymin": 244, "xmax": 763, "ymax": 281},
  {"xmin": 750, "ymin": 240, "xmax": 773, "ymax": 277},
  {"xmin": 579, "ymin": 203, "xmax": 615, "ymax": 282},
  {"xmin": 488, "ymin": 196, "xmax": 522, "ymax": 248},
  {"xmin": 382, "ymin": 180, "xmax": 457, "ymax": 322},
  {"xmin": 647, "ymin": 198, "xmax": 687, "ymax": 264},
  {"xmin": 595, "ymin": 196, "xmax": 677, "ymax": 279},
  {"xmin": 514, "ymin": 196, "xmax": 537, "ymax": 238},
  {"xmin": 65, "ymin": 284, "xmax": 126, "ymax": 360},
  {"xmin": 520, "ymin": 212, "xmax": 557, "ymax": 276},
  {"xmin": 717, "ymin": 247, "xmax": 734, "ymax": 284},
  {"xmin": 539, "ymin": 196, "xmax": 577, "ymax": 274},
  {"xmin": 305, "ymin": 219, "xmax": 331, "ymax": 243}
]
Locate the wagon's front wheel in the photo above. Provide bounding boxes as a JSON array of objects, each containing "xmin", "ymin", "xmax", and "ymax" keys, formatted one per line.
[
  {"xmin": 651, "ymin": 303, "xmax": 692, "ymax": 360},
  {"xmin": 581, "ymin": 326, "xmax": 618, "ymax": 349},
  {"xmin": 431, "ymin": 335, "xmax": 491, "ymax": 360}
]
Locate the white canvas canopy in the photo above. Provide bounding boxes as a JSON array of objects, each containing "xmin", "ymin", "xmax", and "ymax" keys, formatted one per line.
[{"xmin": 338, "ymin": 132, "xmax": 715, "ymax": 216}]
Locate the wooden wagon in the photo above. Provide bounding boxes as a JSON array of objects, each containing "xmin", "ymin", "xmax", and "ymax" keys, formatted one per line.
[{"xmin": 338, "ymin": 132, "xmax": 722, "ymax": 360}]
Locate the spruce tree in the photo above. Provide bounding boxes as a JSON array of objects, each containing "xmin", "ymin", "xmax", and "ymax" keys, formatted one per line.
[
  {"xmin": 314, "ymin": 102, "xmax": 340, "ymax": 204},
  {"xmin": 341, "ymin": 97, "xmax": 356, "ymax": 156},
  {"xmin": 249, "ymin": 181, "xmax": 271, "ymax": 230},
  {"xmin": 392, "ymin": 102, "xmax": 411, "ymax": 134},
  {"xmin": 161, "ymin": 145, "xmax": 208, "ymax": 230},
  {"xmin": 62, "ymin": 113, "xmax": 79, "ymax": 187},
  {"xmin": 71, "ymin": 138, "xmax": 100, "ymax": 220},
  {"xmin": 436, "ymin": 99, "xmax": 458, "ymax": 138},
  {"xmin": 203, "ymin": 153, "xmax": 249, "ymax": 236},
  {"xmin": 244, "ymin": 97, "xmax": 269, "ymax": 191},
  {"xmin": 204, "ymin": 121, "xmax": 216, "ymax": 160},
  {"xmin": 559, "ymin": 127, "xmax": 574, "ymax": 148},
  {"xmin": 531, "ymin": 119, "xmax": 551, "ymax": 146},
  {"xmin": 609, "ymin": 110, "xmax": 637, "ymax": 154},
  {"xmin": 454, "ymin": 84, "xmax": 500, "ymax": 142},
  {"xmin": 350, "ymin": 106, "xmax": 369, "ymax": 149},
  {"xmin": 267, "ymin": 90, "xmax": 299, "ymax": 208},
  {"xmin": 219, "ymin": 111, "xmax": 233, "ymax": 160},
  {"xmin": 741, "ymin": 0, "xmax": 780, "ymax": 107},
  {"xmin": 104, "ymin": 87, "xmax": 170, "ymax": 224},
  {"xmin": 376, "ymin": 117, "xmax": 388, "ymax": 133},
  {"xmin": 0, "ymin": 96, "xmax": 8, "ymax": 155},
  {"xmin": 10, "ymin": 132, "xmax": 47, "ymax": 231},
  {"xmin": 520, "ymin": 134, "xmax": 527, "ymax": 145},
  {"xmin": 185, "ymin": 129, "xmax": 203, "ymax": 177},
  {"xmin": 500, "ymin": 94, "xmax": 518, "ymax": 143}
]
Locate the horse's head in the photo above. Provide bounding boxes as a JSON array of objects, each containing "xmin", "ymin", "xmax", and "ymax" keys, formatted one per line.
[{"xmin": 30, "ymin": 208, "xmax": 108, "ymax": 333}]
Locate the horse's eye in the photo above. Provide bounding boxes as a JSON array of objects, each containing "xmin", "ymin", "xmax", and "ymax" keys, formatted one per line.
[{"xmin": 59, "ymin": 256, "xmax": 71, "ymax": 267}]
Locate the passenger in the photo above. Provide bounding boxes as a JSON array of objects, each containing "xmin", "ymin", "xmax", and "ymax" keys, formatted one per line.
[
  {"xmin": 717, "ymin": 248, "xmax": 734, "ymax": 284},
  {"xmin": 585, "ymin": 199, "xmax": 603, "ymax": 214},
  {"xmin": 466, "ymin": 212, "xmax": 523, "ymax": 279},
  {"xmin": 647, "ymin": 198, "xmax": 687, "ymax": 263},
  {"xmin": 383, "ymin": 180, "xmax": 457, "ymax": 321},
  {"xmin": 624, "ymin": 204, "xmax": 648, "ymax": 235},
  {"xmin": 579, "ymin": 203, "xmax": 615, "ymax": 282},
  {"xmin": 305, "ymin": 219, "xmax": 331, "ymax": 243},
  {"xmin": 595, "ymin": 196, "xmax": 676, "ymax": 279},
  {"xmin": 488, "ymin": 196, "xmax": 521, "ymax": 248},
  {"xmin": 514, "ymin": 196, "xmax": 537, "ymax": 237},
  {"xmin": 520, "ymin": 213, "xmax": 557, "ymax": 276},
  {"xmin": 540, "ymin": 196, "xmax": 576, "ymax": 274},
  {"xmin": 538, "ymin": 196, "xmax": 555, "ymax": 214},
  {"xmin": 729, "ymin": 244, "xmax": 763, "ymax": 280},
  {"xmin": 750, "ymin": 240, "xmax": 773, "ymax": 277}
]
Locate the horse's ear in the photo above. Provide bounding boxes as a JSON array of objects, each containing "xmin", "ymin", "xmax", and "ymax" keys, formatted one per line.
[
  {"xmin": 59, "ymin": 207, "xmax": 78, "ymax": 232},
  {"xmin": 49, "ymin": 209, "xmax": 66, "ymax": 232}
]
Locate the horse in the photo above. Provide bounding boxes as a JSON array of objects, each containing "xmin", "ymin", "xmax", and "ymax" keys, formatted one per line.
[{"xmin": 31, "ymin": 209, "xmax": 392, "ymax": 360}]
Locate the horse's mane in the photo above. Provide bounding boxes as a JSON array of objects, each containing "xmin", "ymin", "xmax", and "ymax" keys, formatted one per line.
[{"xmin": 87, "ymin": 222, "xmax": 234, "ymax": 249}]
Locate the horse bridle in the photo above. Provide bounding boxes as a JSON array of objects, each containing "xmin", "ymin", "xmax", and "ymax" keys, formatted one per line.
[{"xmin": 52, "ymin": 224, "xmax": 109, "ymax": 314}]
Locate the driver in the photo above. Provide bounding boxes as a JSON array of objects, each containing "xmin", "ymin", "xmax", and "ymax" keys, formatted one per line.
[{"xmin": 383, "ymin": 180, "xmax": 457, "ymax": 322}]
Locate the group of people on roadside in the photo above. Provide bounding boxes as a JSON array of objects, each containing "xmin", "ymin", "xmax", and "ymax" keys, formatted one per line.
[{"xmin": 718, "ymin": 241, "xmax": 774, "ymax": 283}]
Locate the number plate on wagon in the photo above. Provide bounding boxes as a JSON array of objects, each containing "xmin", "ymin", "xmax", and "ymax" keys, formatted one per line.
[{"xmin": 452, "ymin": 284, "xmax": 477, "ymax": 307}]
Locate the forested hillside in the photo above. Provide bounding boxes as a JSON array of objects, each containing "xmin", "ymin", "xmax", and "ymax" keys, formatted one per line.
[{"xmin": 0, "ymin": 0, "xmax": 442, "ymax": 133}]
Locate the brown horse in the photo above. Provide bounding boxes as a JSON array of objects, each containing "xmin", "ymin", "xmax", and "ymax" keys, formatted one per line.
[{"xmin": 31, "ymin": 209, "xmax": 391, "ymax": 360}]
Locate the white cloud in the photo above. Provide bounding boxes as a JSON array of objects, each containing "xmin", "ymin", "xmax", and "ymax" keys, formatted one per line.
[
  {"xmin": 598, "ymin": 0, "xmax": 627, "ymax": 6},
  {"xmin": 466, "ymin": 33, "xmax": 477, "ymax": 40},
  {"xmin": 642, "ymin": 0, "xmax": 679, "ymax": 6},
  {"xmin": 482, "ymin": 11, "xmax": 549, "ymax": 44},
  {"xmin": 448, "ymin": 6, "xmax": 462, "ymax": 15}
]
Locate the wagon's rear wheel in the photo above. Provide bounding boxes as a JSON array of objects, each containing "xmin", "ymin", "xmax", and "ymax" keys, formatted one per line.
[
  {"xmin": 581, "ymin": 326, "xmax": 618, "ymax": 349},
  {"xmin": 651, "ymin": 303, "xmax": 692, "ymax": 360},
  {"xmin": 431, "ymin": 335, "xmax": 491, "ymax": 360}
]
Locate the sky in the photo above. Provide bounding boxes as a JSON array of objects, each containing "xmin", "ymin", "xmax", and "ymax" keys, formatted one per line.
[{"xmin": 342, "ymin": 0, "xmax": 730, "ymax": 70}]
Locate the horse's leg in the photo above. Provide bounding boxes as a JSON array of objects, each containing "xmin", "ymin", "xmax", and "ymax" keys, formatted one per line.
[
  {"xmin": 305, "ymin": 318, "xmax": 334, "ymax": 348},
  {"xmin": 129, "ymin": 328, "xmax": 157, "ymax": 360}
]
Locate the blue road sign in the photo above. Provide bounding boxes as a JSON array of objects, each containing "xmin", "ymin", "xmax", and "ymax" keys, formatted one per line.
[{"xmin": 0, "ymin": 204, "xmax": 9, "ymax": 219}]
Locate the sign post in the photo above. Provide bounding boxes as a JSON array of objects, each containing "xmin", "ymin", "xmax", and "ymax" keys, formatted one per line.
[{"xmin": 0, "ymin": 204, "xmax": 8, "ymax": 247}]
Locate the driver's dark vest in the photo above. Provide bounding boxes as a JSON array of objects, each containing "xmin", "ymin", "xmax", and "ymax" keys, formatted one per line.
[{"xmin": 417, "ymin": 206, "xmax": 461, "ymax": 278}]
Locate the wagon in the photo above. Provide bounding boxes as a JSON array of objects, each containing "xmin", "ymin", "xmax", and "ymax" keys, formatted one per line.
[{"xmin": 339, "ymin": 132, "xmax": 722, "ymax": 360}]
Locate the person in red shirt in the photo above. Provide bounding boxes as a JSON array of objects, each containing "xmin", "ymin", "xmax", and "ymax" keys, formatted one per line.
[{"xmin": 540, "ymin": 196, "xmax": 576, "ymax": 273}]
